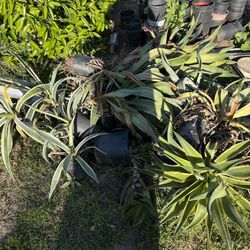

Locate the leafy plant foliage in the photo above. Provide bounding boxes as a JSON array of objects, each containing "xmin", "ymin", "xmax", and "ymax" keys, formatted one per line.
[{"xmin": 0, "ymin": 0, "xmax": 116, "ymax": 61}]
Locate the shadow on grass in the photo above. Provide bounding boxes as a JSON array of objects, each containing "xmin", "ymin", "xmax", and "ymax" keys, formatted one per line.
[{"xmin": 0, "ymin": 141, "xmax": 160, "ymax": 250}]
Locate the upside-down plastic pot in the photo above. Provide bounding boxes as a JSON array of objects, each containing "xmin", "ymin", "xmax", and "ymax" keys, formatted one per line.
[
  {"xmin": 147, "ymin": 1, "xmax": 166, "ymax": 28},
  {"xmin": 66, "ymin": 55, "xmax": 96, "ymax": 77},
  {"xmin": 216, "ymin": 21, "xmax": 243, "ymax": 41},
  {"xmin": 119, "ymin": 9, "xmax": 136, "ymax": 30},
  {"xmin": 124, "ymin": 18, "xmax": 142, "ymax": 47},
  {"xmin": 94, "ymin": 129, "xmax": 130, "ymax": 165},
  {"xmin": 192, "ymin": 0, "xmax": 215, "ymax": 23},
  {"xmin": 227, "ymin": 9, "xmax": 245, "ymax": 21},
  {"xmin": 214, "ymin": 0, "xmax": 229, "ymax": 13}
]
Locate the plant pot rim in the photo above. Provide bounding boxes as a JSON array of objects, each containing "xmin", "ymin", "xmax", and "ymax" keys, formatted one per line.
[
  {"xmin": 192, "ymin": 1, "xmax": 212, "ymax": 6},
  {"xmin": 212, "ymin": 11, "xmax": 228, "ymax": 20},
  {"xmin": 237, "ymin": 57, "xmax": 250, "ymax": 77}
]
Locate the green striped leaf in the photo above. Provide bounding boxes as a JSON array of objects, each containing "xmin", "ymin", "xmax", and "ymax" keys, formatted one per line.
[
  {"xmin": 215, "ymin": 141, "xmax": 250, "ymax": 163},
  {"xmin": 76, "ymin": 156, "xmax": 98, "ymax": 183}
]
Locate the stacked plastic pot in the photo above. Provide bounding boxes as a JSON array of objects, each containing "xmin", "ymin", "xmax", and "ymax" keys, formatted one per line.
[
  {"xmin": 147, "ymin": 0, "xmax": 167, "ymax": 29},
  {"xmin": 183, "ymin": 0, "xmax": 246, "ymax": 40},
  {"xmin": 119, "ymin": 9, "xmax": 142, "ymax": 48}
]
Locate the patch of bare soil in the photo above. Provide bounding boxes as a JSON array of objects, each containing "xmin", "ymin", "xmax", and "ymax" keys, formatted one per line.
[
  {"xmin": 0, "ymin": 144, "xmax": 23, "ymax": 241},
  {"xmin": 0, "ymin": 171, "xmax": 20, "ymax": 241}
]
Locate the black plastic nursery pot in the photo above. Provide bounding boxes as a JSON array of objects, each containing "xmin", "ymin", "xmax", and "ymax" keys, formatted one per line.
[
  {"xmin": 119, "ymin": 9, "xmax": 136, "ymax": 30},
  {"xmin": 192, "ymin": 0, "xmax": 215, "ymax": 23},
  {"xmin": 214, "ymin": 0, "xmax": 229, "ymax": 13},
  {"xmin": 216, "ymin": 21, "xmax": 243, "ymax": 41},
  {"xmin": 147, "ymin": 0, "xmax": 166, "ymax": 28},
  {"xmin": 138, "ymin": 0, "xmax": 148, "ymax": 19},
  {"xmin": 124, "ymin": 18, "xmax": 142, "ymax": 47},
  {"xmin": 227, "ymin": 9, "xmax": 245, "ymax": 21},
  {"xmin": 176, "ymin": 118, "xmax": 206, "ymax": 150},
  {"xmin": 73, "ymin": 112, "xmax": 100, "ymax": 139},
  {"xmin": 94, "ymin": 129, "xmax": 130, "ymax": 165}
]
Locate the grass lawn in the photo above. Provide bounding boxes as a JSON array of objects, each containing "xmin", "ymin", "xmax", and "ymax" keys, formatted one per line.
[{"xmin": 1, "ymin": 140, "xmax": 250, "ymax": 249}]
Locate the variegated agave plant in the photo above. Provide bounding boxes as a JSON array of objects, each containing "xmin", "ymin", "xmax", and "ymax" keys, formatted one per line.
[
  {"xmin": 151, "ymin": 130, "xmax": 250, "ymax": 250},
  {"xmin": 176, "ymin": 85, "xmax": 250, "ymax": 152}
]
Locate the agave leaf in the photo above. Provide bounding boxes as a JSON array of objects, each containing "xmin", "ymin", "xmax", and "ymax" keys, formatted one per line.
[
  {"xmin": 164, "ymin": 181, "xmax": 201, "ymax": 211},
  {"xmin": 0, "ymin": 116, "xmax": 12, "ymax": 128},
  {"xmin": 1, "ymin": 121, "xmax": 14, "ymax": 180},
  {"xmin": 14, "ymin": 117, "xmax": 44, "ymax": 144},
  {"xmin": 185, "ymin": 200, "xmax": 207, "ymax": 230},
  {"xmin": 228, "ymin": 187, "xmax": 250, "ymax": 212},
  {"xmin": 25, "ymin": 97, "xmax": 44, "ymax": 121},
  {"xmin": 175, "ymin": 133, "xmax": 204, "ymax": 168},
  {"xmin": 75, "ymin": 133, "xmax": 105, "ymax": 153},
  {"xmin": 162, "ymin": 171, "xmax": 193, "ymax": 183},
  {"xmin": 224, "ymin": 166, "xmax": 250, "ymax": 179},
  {"xmin": 215, "ymin": 141, "xmax": 250, "ymax": 163},
  {"xmin": 49, "ymin": 63, "xmax": 62, "ymax": 89},
  {"xmin": 211, "ymin": 199, "xmax": 232, "ymax": 250},
  {"xmin": 90, "ymin": 104, "xmax": 100, "ymax": 126},
  {"xmin": 205, "ymin": 141, "xmax": 218, "ymax": 163},
  {"xmin": 230, "ymin": 122, "xmax": 250, "ymax": 133},
  {"xmin": 211, "ymin": 158, "xmax": 243, "ymax": 172},
  {"xmin": 51, "ymin": 77, "xmax": 75, "ymax": 102},
  {"xmin": 149, "ymin": 82, "xmax": 176, "ymax": 96},
  {"xmin": 103, "ymin": 87, "xmax": 163, "ymax": 101},
  {"xmin": 16, "ymin": 84, "xmax": 49, "ymax": 112},
  {"xmin": 131, "ymin": 48, "xmax": 172, "ymax": 73},
  {"xmin": 208, "ymin": 182, "xmax": 227, "ymax": 215},
  {"xmin": 129, "ymin": 108, "xmax": 157, "ymax": 141},
  {"xmin": 37, "ymin": 130, "xmax": 70, "ymax": 154},
  {"xmin": 161, "ymin": 147, "xmax": 194, "ymax": 171},
  {"xmin": 214, "ymin": 88, "xmax": 229, "ymax": 112},
  {"xmin": 222, "ymin": 176, "xmax": 250, "ymax": 189},
  {"xmin": 161, "ymin": 199, "xmax": 187, "ymax": 223},
  {"xmin": 49, "ymin": 155, "xmax": 71, "ymax": 199},
  {"xmin": 75, "ymin": 155, "xmax": 98, "ymax": 183},
  {"xmin": 128, "ymin": 99, "xmax": 167, "ymax": 121},
  {"xmin": 234, "ymin": 103, "xmax": 250, "ymax": 119},
  {"xmin": 0, "ymin": 96, "xmax": 13, "ymax": 113},
  {"xmin": 174, "ymin": 198, "xmax": 198, "ymax": 235},
  {"xmin": 161, "ymin": 53, "xmax": 179, "ymax": 83},
  {"xmin": 222, "ymin": 196, "xmax": 249, "ymax": 233},
  {"xmin": 179, "ymin": 18, "xmax": 197, "ymax": 49}
]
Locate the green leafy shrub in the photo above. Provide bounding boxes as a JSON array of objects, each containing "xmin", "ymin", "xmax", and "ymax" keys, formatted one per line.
[
  {"xmin": 0, "ymin": 0, "xmax": 116, "ymax": 62},
  {"xmin": 235, "ymin": 22, "xmax": 250, "ymax": 51}
]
